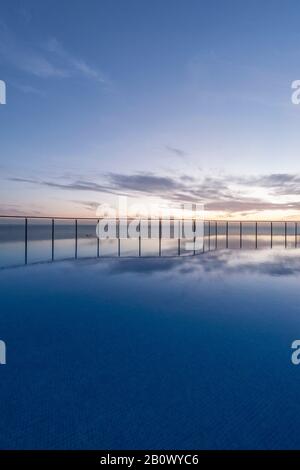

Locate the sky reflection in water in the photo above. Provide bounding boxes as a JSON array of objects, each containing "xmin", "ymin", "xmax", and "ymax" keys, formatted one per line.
[{"xmin": 0, "ymin": 249, "xmax": 300, "ymax": 449}]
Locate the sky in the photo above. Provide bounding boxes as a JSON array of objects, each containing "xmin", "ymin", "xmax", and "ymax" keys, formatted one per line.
[{"xmin": 1, "ymin": 0, "xmax": 300, "ymax": 219}]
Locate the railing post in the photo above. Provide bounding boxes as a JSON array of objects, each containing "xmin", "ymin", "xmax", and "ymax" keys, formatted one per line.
[
  {"xmin": 215, "ymin": 221, "xmax": 217, "ymax": 249},
  {"xmin": 97, "ymin": 219, "xmax": 100, "ymax": 257},
  {"xmin": 193, "ymin": 218, "xmax": 196, "ymax": 255},
  {"xmin": 52, "ymin": 218, "xmax": 55, "ymax": 261},
  {"xmin": 24, "ymin": 217, "xmax": 28, "ymax": 265},
  {"xmin": 296, "ymin": 222, "xmax": 298, "ymax": 248},
  {"xmin": 75, "ymin": 219, "xmax": 78, "ymax": 259},
  {"xmin": 255, "ymin": 222, "xmax": 258, "ymax": 249},
  {"xmin": 285, "ymin": 222, "xmax": 287, "ymax": 248},
  {"xmin": 270, "ymin": 222, "xmax": 273, "ymax": 249},
  {"xmin": 240, "ymin": 221, "xmax": 242, "ymax": 248},
  {"xmin": 117, "ymin": 218, "xmax": 120, "ymax": 257},
  {"xmin": 226, "ymin": 221, "xmax": 229, "ymax": 249},
  {"xmin": 178, "ymin": 219, "xmax": 181, "ymax": 256},
  {"xmin": 208, "ymin": 220, "xmax": 211, "ymax": 251},
  {"xmin": 159, "ymin": 217, "xmax": 162, "ymax": 256},
  {"xmin": 138, "ymin": 219, "xmax": 141, "ymax": 257}
]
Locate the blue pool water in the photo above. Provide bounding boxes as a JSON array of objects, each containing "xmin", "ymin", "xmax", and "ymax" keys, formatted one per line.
[{"xmin": 1, "ymin": 249, "xmax": 300, "ymax": 449}]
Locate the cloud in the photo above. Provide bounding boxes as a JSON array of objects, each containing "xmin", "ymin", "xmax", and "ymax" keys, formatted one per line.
[
  {"xmin": 165, "ymin": 145, "xmax": 188, "ymax": 158},
  {"xmin": 251, "ymin": 174, "xmax": 300, "ymax": 196},
  {"xmin": 206, "ymin": 198, "xmax": 300, "ymax": 212},
  {"xmin": 0, "ymin": 202, "xmax": 43, "ymax": 217},
  {"xmin": 7, "ymin": 171, "xmax": 300, "ymax": 217},
  {"xmin": 8, "ymin": 173, "xmax": 223, "ymax": 203},
  {"xmin": 8, "ymin": 177, "xmax": 116, "ymax": 195},
  {"xmin": 229, "ymin": 173, "xmax": 300, "ymax": 197},
  {"xmin": 107, "ymin": 173, "xmax": 181, "ymax": 193},
  {"xmin": 0, "ymin": 23, "xmax": 107, "ymax": 83},
  {"xmin": 0, "ymin": 23, "xmax": 68, "ymax": 78},
  {"xmin": 44, "ymin": 37, "xmax": 107, "ymax": 83},
  {"xmin": 72, "ymin": 200, "xmax": 103, "ymax": 211},
  {"xmin": 8, "ymin": 172, "xmax": 184, "ymax": 196}
]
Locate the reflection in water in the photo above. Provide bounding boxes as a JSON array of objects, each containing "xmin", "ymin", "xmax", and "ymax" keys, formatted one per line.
[
  {"xmin": 2, "ymin": 219, "xmax": 300, "ymax": 450},
  {"xmin": 1, "ymin": 234, "xmax": 300, "ymax": 448},
  {"xmin": 60, "ymin": 249, "xmax": 300, "ymax": 279},
  {"xmin": 2, "ymin": 241, "xmax": 300, "ymax": 276}
]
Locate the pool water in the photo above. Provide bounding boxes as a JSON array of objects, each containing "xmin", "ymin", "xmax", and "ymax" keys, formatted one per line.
[{"xmin": 0, "ymin": 249, "xmax": 300, "ymax": 449}]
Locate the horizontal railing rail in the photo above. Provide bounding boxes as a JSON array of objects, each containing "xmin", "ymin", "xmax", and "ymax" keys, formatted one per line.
[{"xmin": 1, "ymin": 215, "xmax": 300, "ymax": 222}]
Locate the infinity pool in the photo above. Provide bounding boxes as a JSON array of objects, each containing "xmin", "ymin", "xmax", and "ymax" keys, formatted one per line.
[{"xmin": 0, "ymin": 249, "xmax": 300, "ymax": 449}]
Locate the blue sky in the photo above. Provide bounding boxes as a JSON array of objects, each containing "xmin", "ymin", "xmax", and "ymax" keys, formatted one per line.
[{"xmin": 1, "ymin": 0, "xmax": 300, "ymax": 219}]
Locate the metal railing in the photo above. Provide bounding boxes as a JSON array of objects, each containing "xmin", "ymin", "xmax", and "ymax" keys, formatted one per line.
[{"xmin": 0, "ymin": 216, "xmax": 300, "ymax": 267}]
